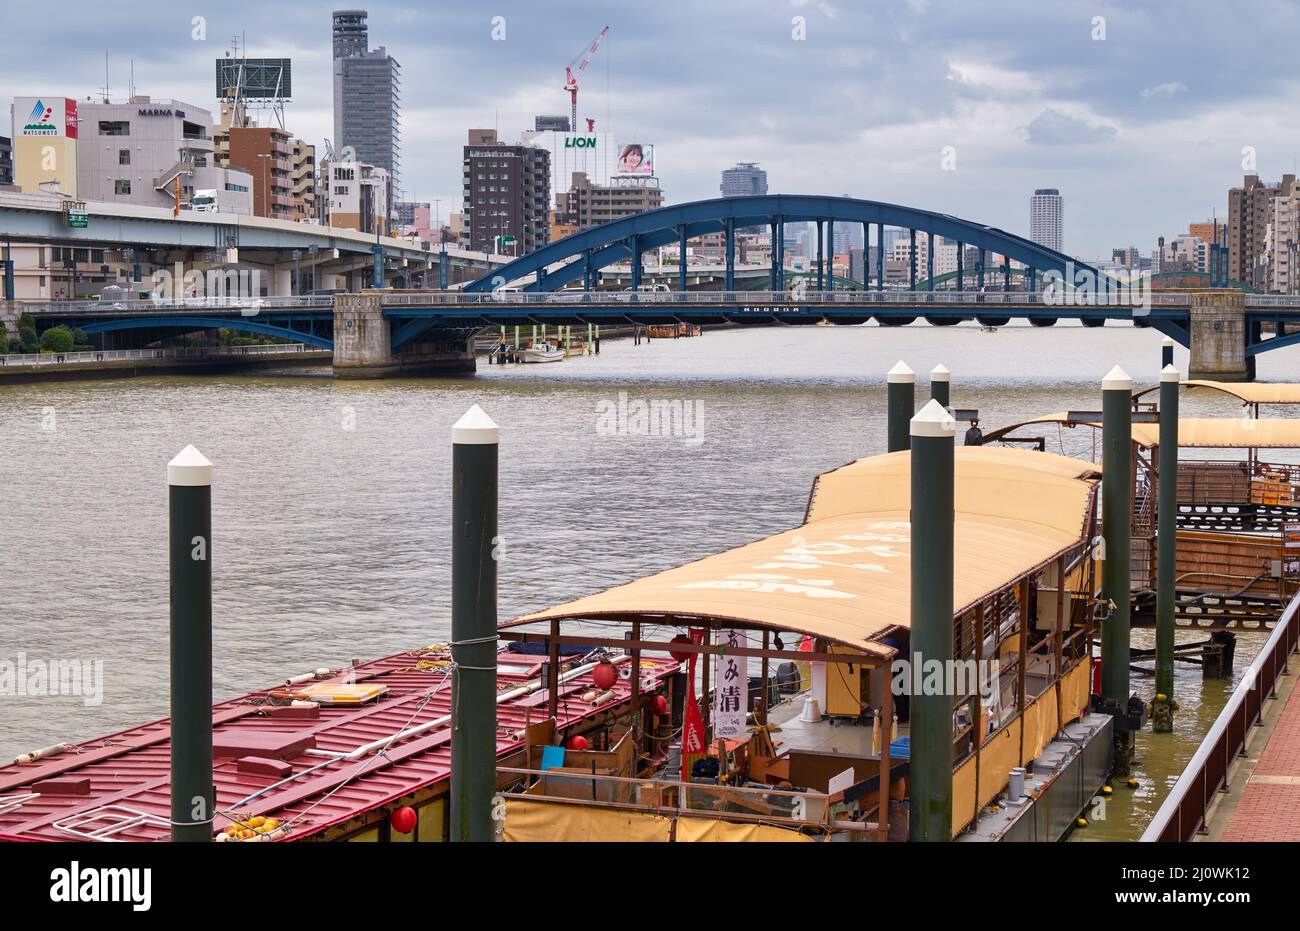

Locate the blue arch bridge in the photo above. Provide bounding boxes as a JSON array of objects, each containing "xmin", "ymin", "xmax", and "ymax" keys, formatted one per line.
[{"xmin": 13, "ymin": 195, "xmax": 1299, "ymax": 380}]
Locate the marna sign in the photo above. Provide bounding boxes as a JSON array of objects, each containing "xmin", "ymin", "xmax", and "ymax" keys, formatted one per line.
[{"xmin": 137, "ymin": 108, "xmax": 184, "ymax": 118}]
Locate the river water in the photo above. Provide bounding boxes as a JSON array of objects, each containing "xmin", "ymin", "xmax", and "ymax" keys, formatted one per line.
[{"xmin": 1, "ymin": 322, "xmax": 1293, "ymax": 837}]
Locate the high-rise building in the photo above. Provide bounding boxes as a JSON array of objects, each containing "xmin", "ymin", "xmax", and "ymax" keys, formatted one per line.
[
  {"xmin": 555, "ymin": 171, "xmax": 664, "ymax": 230},
  {"xmin": 1266, "ymin": 188, "xmax": 1300, "ymax": 293},
  {"xmin": 1111, "ymin": 246, "xmax": 1140, "ymax": 268},
  {"xmin": 534, "ymin": 115, "xmax": 570, "ymax": 132},
  {"xmin": 1188, "ymin": 220, "xmax": 1223, "ymax": 246},
  {"xmin": 332, "ymin": 10, "xmax": 401, "ymax": 203},
  {"xmin": 1229, "ymin": 174, "xmax": 1296, "ymax": 289},
  {"xmin": 720, "ymin": 162, "xmax": 768, "ymax": 197},
  {"xmin": 1029, "ymin": 188, "xmax": 1063, "ymax": 252},
  {"xmin": 292, "ymin": 139, "xmax": 316, "ymax": 221},
  {"xmin": 460, "ymin": 129, "xmax": 550, "ymax": 254},
  {"xmin": 227, "ymin": 125, "xmax": 295, "ymax": 219}
]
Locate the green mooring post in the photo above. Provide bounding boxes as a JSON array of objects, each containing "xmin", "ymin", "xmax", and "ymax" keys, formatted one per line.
[
  {"xmin": 887, "ymin": 360, "xmax": 916, "ymax": 452},
  {"xmin": 930, "ymin": 363, "xmax": 950, "ymax": 408},
  {"xmin": 1153, "ymin": 363, "xmax": 1180, "ymax": 732},
  {"xmin": 168, "ymin": 445, "xmax": 214, "ymax": 843},
  {"xmin": 909, "ymin": 399, "xmax": 956, "ymax": 842},
  {"xmin": 1101, "ymin": 365, "xmax": 1135, "ymax": 772},
  {"xmin": 450, "ymin": 404, "xmax": 499, "ymax": 842},
  {"xmin": 1161, "ymin": 336, "xmax": 1174, "ymax": 369}
]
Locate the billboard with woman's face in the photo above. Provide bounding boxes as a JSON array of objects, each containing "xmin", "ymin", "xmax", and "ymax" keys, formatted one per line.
[{"xmin": 616, "ymin": 143, "xmax": 654, "ymax": 176}]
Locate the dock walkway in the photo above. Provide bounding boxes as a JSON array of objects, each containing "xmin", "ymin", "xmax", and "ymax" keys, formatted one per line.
[{"xmin": 1217, "ymin": 666, "xmax": 1300, "ymax": 841}]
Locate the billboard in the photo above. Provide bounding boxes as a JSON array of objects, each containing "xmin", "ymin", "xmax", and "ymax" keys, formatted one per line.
[
  {"xmin": 16, "ymin": 97, "xmax": 77, "ymax": 138},
  {"xmin": 615, "ymin": 142, "xmax": 653, "ymax": 176},
  {"xmin": 215, "ymin": 58, "xmax": 292, "ymax": 100}
]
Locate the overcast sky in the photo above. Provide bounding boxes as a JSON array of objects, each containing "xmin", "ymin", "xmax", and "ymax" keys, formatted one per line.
[{"xmin": 3, "ymin": 0, "xmax": 1299, "ymax": 257}]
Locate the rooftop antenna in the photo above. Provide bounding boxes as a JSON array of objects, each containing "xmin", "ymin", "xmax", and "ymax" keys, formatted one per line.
[{"xmin": 99, "ymin": 50, "xmax": 111, "ymax": 103}]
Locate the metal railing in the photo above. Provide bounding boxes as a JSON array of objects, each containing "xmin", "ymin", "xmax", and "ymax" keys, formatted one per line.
[
  {"xmin": 380, "ymin": 289, "xmax": 1188, "ymax": 308},
  {"xmin": 0, "ymin": 343, "xmax": 316, "ymax": 366},
  {"xmin": 1140, "ymin": 589, "xmax": 1300, "ymax": 841},
  {"xmin": 9, "ymin": 296, "xmax": 330, "ymax": 315}
]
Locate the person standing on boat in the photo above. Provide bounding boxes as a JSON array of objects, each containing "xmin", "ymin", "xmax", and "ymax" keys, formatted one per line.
[{"xmin": 964, "ymin": 419, "xmax": 984, "ymax": 446}]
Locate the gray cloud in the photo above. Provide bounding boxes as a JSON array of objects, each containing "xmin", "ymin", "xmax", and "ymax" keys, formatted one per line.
[{"xmin": 1024, "ymin": 108, "xmax": 1118, "ymax": 146}]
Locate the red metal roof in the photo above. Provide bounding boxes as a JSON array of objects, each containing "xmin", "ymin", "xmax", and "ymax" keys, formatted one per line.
[{"xmin": 0, "ymin": 645, "xmax": 674, "ymax": 842}]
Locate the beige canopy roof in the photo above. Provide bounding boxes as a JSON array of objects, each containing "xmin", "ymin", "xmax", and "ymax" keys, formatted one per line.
[
  {"xmin": 1181, "ymin": 381, "xmax": 1300, "ymax": 405},
  {"xmin": 506, "ymin": 448, "xmax": 1099, "ymax": 652},
  {"xmin": 985, "ymin": 412, "xmax": 1300, "ymax": 450},
  {"xmin": 1130, "ymin": 417, "xmax": 1300, "ymax": 448}
]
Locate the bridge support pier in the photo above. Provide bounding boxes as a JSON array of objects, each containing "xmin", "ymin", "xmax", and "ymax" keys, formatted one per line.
[
  {"xmin": 1187, "ymin": 289, "xmax": 1249, "ymax": 382},
  {"xmin": 332, "ymin": 291, "xmax": 474, "ymax": 379}
]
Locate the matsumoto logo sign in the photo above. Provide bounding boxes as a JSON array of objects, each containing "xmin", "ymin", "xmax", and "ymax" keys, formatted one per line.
[
  {"xmin": 23, "ymin": 99, "xmax": 58, "ymax": 135},
  {"xmin": 18, "ymin": 97, "xmax": 76, "ymax": 138},
  {"xmin": 564, "ymin": 136, "xmax": 597, "ymax": 148}
]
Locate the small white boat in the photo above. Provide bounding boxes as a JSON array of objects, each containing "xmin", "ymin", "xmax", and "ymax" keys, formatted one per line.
[{"xmin": 519, "ymin": 341, "xmax": 565, "ymax": 363}]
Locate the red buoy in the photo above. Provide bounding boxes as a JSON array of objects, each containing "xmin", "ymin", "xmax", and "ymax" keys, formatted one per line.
[
  {"xmin": 592, "ymin": 661, "xmax": 618, "ymax": 690},
  {"xmin": 390, "ymin": 805, "xmax": 417, "ymax": 834},
  {"xmin": 652, "ymin": 694, "xmax": 669, "ymax": 716},
  {"xmin": 566, "ymin": 735, "xmax": 589, "ymax": 751},
  {"xmin": 668, "ymin": 635, "xmax": 693, "ymax": 663}
]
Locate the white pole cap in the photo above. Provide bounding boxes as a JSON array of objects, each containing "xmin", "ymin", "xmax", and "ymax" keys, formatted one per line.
[
  {"xmin": 887, "ymin": 360, "xmax": 916, "ymax": 384},
  {"xmin": 930, "ymin": 363, "xmax": 950, "ymax": 382},
  {"xmin": 1161, "ymin": 336, "xmax": 1174, "ymax": 347},
  {"xmin": 910, "ymin": 398, "xmax": 956, "ymax": 437},
  {"xmin": 1101, "ymin": 364, "xmax": 1133, "ymax": 391},
  {"xmin": 452, "ymin": 403, "xmax": 500, "ymax": 445},
  {"xmin": 1160, "ymin": 363, "xmax": 1180, "ymax": 383},
  {"xmin": 168, "ymin": 445, "xmax": 212, "ymax": 487}
]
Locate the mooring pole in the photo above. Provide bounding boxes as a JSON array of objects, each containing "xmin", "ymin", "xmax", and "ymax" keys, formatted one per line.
[
  {"xmin": 1101, "ymin": 365, "xmax": 1136, "ymax": 771},
  {"xmin": 887, "ymin": 360, "xmax": 916, "ymax": 453},
  {"xmin": 450, "ymin": 404, "xmax": 499, "ymax": 842},
  {"xmin": 168, "ymin": 445, "xmax": 214, "ymax": 843},
  {"xmin": 909, "ymin": 399, "xmax": 956, "ymax": 842},
  {"xmin": 1161, "ymin": 336, "xmax": 1174, "ymax": 369},
  {"xmin": 930, "ymin": 363, "xmax": 950, "ymax": 408},
  {"xmin": 1153, "ymin": 363, "xmax": 1180, "ymax": 731}
]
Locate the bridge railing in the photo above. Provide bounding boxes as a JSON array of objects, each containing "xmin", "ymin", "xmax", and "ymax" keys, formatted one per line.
[
  {"xmin": 379, "ymin": 289, "xmax": 1193, "ymax": 308},
  {"xmin": 8, "ymin": 296, "xmax": 330, "ymax": 315},
  {"xmin": 0, "ymin": 343, "xmax": 317, "ymax": 366}
]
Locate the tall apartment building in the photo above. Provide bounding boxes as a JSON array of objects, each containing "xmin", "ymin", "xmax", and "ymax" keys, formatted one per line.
[
  {"xmin": 555, "ymin": 171, "xmax": 664, "ymax": 231},
  {"xmin": 227, "ymin": 125, "xmax": 295, "ymax": 219},
  {"xmin": 75, "ymin": 96, "xmax": 252, "ymax": 212},
  {"xmin": 1266, "ymin": 188, "xmax": 1300, "ymax": 293},
  {"xmin": 1228, "ymin": 174, "xmax": 1296, "ymax": 288},
  {"xmin": 332, "ymin": 9, "xmax": 401, "ymax": 202},
  {"xmin": 720, "ymin": 162, "xmax": 768, "ymax": 197},
  {"xmin": 460, "ymin": 129, "xmax": 550, "ymax": 254},
  {"xmin": 1111, "ymin": 246, "xmax": 1140, "ymax": 268},
  {"xmin": 1029, "ymin": 188, "xmax": 1063, "ymax": 252},
  {"xmin": 1188, "ymin": 220, "xmax": 1223, "ymax": 246},
  {"xmin": 292, "ymin": 139, "xmax": 316, "ymax": 220}
]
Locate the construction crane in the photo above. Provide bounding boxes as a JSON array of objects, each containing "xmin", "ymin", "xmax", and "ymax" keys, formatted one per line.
[{"xmin": 564, "ymin": 25, "xmax": 609, "ymax": 134}]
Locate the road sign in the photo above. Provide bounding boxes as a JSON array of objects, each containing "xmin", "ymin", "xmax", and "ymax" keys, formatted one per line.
[{"xmin": 64, "ymin": 201, "xmax": 88, "ymax": 228}]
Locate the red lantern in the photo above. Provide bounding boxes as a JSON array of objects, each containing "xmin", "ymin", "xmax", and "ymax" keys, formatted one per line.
[
  {"xmin": 566, "ymin": 735, "xmax": 589, "ymax": 751},
  {"xmin": 652, "ymin": 694, "xmax": 669, "ymax": 716},
  {"xmin": 390, "ymin": 805, "xmax": 417, "ymax": 834},
  {"xmin": 668, "ymin": 635, "xmax": 693, "ymax": 663},
  {"xmin": 592, "ymin": 661, "xmax": 618, "ymax": 690}
]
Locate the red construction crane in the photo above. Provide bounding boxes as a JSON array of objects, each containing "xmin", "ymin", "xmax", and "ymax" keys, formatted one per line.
[{"xmin": 564, "ymin": 25, "xmax": 609, "ymax": 134}]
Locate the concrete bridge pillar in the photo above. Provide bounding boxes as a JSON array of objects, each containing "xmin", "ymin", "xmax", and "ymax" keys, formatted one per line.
[
  {"xmin": 1188, "ymin": 289, "xmax": 1249, "ymax": 382},
  {"xmin": 333, "ymin": 291, "xmax": 396, "ymax": 378},
  {"xmin": 272, "ymin": 267, "xmax": 293, "ymax": 297}
]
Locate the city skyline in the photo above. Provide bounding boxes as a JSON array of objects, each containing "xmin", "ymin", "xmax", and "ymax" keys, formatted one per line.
[{"xmin": 3, "ymin": 1, "xmax": 1300, "ymax": 255}]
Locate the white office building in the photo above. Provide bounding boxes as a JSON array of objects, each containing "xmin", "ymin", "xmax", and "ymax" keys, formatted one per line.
[{"xmin": 1030, "ymin": 188, "xmax": 1064, "ymax": 252}]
